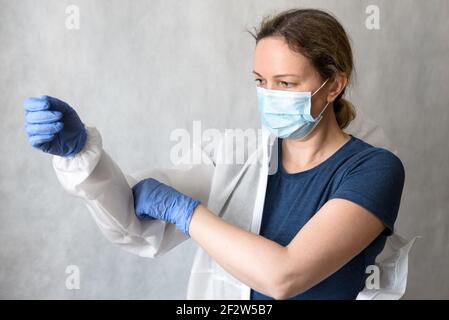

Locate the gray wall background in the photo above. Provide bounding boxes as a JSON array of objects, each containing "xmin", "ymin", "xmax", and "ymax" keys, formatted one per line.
[{"xmin": 1, "ymin": 0, "xmax": 448, "ymax": 299}]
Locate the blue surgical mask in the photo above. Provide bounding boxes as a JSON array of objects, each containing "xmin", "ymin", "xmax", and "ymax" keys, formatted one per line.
[{"xmin": 257, "ymin": 79, "xmax": 330, "ymax": 140}]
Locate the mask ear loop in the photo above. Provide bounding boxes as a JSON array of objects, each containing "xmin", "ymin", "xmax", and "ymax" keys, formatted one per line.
[
  {"xmin": 311, "ymin": 78, "xmax": 330, "ymax": 97},
  {"xmin": 310, "ymin": 78, "xmax": 331, "ymax": 120},
  {"xmin": 316, "ymin": 101, "xmax": 330, "ymax": 119}
]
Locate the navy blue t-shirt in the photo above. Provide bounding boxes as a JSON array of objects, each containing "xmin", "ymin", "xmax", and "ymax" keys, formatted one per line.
[{"xmin": 251, "ymin": 134, "xmax": 405, "ymax": 300}]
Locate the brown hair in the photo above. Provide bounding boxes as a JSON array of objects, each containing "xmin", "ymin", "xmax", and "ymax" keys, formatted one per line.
[{"xmin": 248, "ymin": 8, "xmax": 356, "ymax": 129}]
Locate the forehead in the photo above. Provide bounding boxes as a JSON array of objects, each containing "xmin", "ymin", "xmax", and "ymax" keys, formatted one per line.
[{"xmin": 253, "ymin": 36, "xmax": 313, "ymax": 76}]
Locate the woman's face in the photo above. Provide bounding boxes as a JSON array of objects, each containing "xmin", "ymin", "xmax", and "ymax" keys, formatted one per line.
[{"xmin": 253, "ymin": 36, "xmax": 330, "ymax": 118}]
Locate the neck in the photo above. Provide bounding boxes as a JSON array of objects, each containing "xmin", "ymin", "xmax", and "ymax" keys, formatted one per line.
[{"xmin": 281, "ymin": 105, "xmax": 350, "ymax": 174}]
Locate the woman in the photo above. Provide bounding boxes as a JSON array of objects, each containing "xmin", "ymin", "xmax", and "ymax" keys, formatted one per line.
[{"xmin": 23, "ymin": 9, "xmax": 407, "ymax": 300}]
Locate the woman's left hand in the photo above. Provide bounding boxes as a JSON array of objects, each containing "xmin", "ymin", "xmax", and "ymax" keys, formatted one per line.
[{"xmin": 132, "ymin": 178, "xmax": 201, "ymax": 236}]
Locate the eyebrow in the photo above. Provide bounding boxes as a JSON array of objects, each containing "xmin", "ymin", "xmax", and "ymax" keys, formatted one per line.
[{"xmin": 252, "ymin": 71, "xmax": 300, "ymax": 78}]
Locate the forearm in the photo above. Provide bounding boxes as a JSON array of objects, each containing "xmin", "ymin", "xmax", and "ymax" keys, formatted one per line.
[{"xmin": 189, "ymin": 204, "xmax": 291, "ymax": 298}]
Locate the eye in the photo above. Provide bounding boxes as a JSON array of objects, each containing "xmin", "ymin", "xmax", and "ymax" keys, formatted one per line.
[
  {"xmin": 254, "ymin": 78, "xmax": 263, "ymax": 86},
  {"xmin": 279, "ymin": 81, "xmax": 295, "ymax": 88}
]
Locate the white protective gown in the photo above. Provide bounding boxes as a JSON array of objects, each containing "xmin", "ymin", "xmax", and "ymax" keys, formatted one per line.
[{"xmin": 52, "ymin": 111, "xmax": 417, "ymax": 300}]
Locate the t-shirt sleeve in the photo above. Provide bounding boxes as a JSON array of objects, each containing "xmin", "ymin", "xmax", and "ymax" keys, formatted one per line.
[{"xmin": 329, "ymin": 148, "xmax": 405, "ymax": 236}]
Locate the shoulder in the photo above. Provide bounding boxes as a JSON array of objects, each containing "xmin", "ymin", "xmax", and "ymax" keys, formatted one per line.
[{"xmin": 346, "ymin": 136, "xmax": 405, "ymax": 179}]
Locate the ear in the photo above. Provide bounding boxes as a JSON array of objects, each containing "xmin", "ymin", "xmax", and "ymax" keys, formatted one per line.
[{"xmin": 327, "ymin": 72, "xmax": 348, "ymax": 103}]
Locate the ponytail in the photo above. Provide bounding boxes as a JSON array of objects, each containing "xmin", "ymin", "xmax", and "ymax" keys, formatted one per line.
[{"xmin": 334, "ymin": 98, "xmax": 356, "ymax": 129}]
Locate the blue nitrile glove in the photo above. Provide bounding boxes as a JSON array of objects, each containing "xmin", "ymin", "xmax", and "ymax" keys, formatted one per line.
[
  {"xmin": 132, "ymin": 178, "xmax": 201, "ymax": 237},
  {"xmin": 23, "ymin": 95, "xmax": 87, "ymax": 157}
]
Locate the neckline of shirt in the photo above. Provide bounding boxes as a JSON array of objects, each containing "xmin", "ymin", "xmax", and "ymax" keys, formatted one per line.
[{"xmin": 277, "ymin": 134, "xmax": 356, "ymax": 179}]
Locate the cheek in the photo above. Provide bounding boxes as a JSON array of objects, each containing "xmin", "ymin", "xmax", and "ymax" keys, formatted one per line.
[{"xmin": 310, "ymin": 96, "xmax": 330, "ymax": 118}]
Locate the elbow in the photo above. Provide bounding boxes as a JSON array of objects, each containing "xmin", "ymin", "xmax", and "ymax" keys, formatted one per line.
[
  {"xmin": 270, "ymin": 288, "xmax": 289, "ymax": 301},
  {"xmin": 269, "ymin": 283, "xmax": 296, "ymax": 301},
  {"xmin": 256, "ymin": 251, "xmax": 310, "ymax": 300},
  {"xmin": 267, "ymin": 265, "xmax": 330, "ymax": 299},
  {"xmin": 267, "ymin": 274, "xmax": 306, "ymax": 300}
]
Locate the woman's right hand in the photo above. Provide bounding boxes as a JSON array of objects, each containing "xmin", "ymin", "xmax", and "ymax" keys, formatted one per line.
[{"xmin": 23, "ymin": 95, "xmax": 87, "ymax": 157}]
